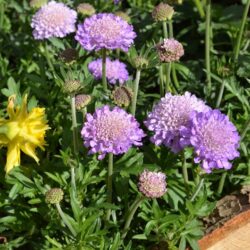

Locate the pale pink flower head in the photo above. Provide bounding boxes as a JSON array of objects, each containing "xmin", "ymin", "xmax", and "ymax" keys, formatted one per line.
[
  {"xmin": 31, "ymin": 1, "xmax": 77, "ymax": 40},
  {"xmin": 139, "ymin": 170, "xmax": 167, "ymax": 198},
  {"xmin": 156, "ymin": 38, "xmax": 184, "ymax": 63}
]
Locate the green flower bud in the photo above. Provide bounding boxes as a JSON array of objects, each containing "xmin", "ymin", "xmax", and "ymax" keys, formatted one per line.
[
  {"xmin": 77, "ymin": 3, "xmax": 95, "ymax": 16},
  {"xmin": 45, "ymin": 188, "xmax": 64, "ymax": 204},
  {"xmin": 115, "ymin": 11, "xmax": 131, "ymax": 23},
  {"xmin": 63, "ymin": 80, "xmax": 81, "ymax": 95},
  {"xmin": 30, "ymin": 0, "xmax": 47, "ymax": 8},
  {"xmin": 152, "ymin": 3, "xmax": 174, "ymax": 22},
  {"xmin": 133, "ymin": 56, "xmax": 149, "ymax": 70}
]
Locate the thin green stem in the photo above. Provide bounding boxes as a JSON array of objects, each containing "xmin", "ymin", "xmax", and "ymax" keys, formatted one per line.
[
  {"xmin": 165, "ymin": 62, "xmax": 171, "ymax": 93},
  {"xmin": 82, "ymin": 107, "xmax": 87, "ymax": 122},
  {"xmin": 217, "ymin": 172, "xmax": 227, "ymax": 195},
  {"xmin": 190, "ymin": 177, "xmax": 204, "ymax": 202},
  {"xmin": 70, "ymin": 95, "xmax": 78, "ymax": 196},
  {"xmin": 122, "ymin": 196, "xmax": 145, "ymax": 239},
  {"xmin": 168, "ymin": 20, "xmax": 173, "ymax": 38},
  {"xmin": 234, "ymin": 0, "xmax": 250, "ymax": 62},
  {"xmin": 172, "ymin": 63, "xmax": 180, "ymax": 91},
  {"xmin": 216, "ymin": 78, "xmax": 225, "ymax": 108},
  {"xmin": 0, "ymin": 2, "xmax": 4, "ymax": 29},
  {"xmin": 102, "ymin": 48, "xmax": 107, "ymax": 91},
  {"xmin": 56, "ymin": 203, "xmax": 77, "ymax": 237},
  {"xmin": 131, "ymin": 70, "xmax": 141, "ymax": 116},
  {"xmin": 182, "ymin": 151, "xmax": 189, "ymax": 186},
  {"xmin": 205, "ymin": 0, "xmax": 212, "ymax": 95},
  {"xmin": 159, "ymin": 66, "xmax": 164, "ymax": 96},
  {"xmin": 162, "ymin": 21, "xmax": 168, "ymax": 39},
  {"xmin": 240, "ymin": 118, "xmax": 250, "ymax": 142},
  {"xmin": 106, "ymin": 153, "xmax": 114, "ymax": 221},
  {"xmin": 193, "ymin": 0, "xmax": 205, "ymax": 19}
]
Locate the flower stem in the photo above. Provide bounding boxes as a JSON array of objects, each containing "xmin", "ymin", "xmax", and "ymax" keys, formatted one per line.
[
  {"xmin": 82, "ymin": 107, "xmax": 87, "ymax": 122},
  {"xmin": 159, "ymin": 66, "xmax": 165, "ymax": 96},
  {"xmin": 216, "ymin": 78, "xmax": 225, "ymax": 108},
  {"xmin": 233, "ymin": 0, "xmax": 250, "ymax": 62},
  {"xmin": 56, "ymin": 203, "xmax": 77, "ymax": 237},
  {"xmin": 190, "ymin": 177, "xmax": 204, "ymax": 202},
  {"xmin": 162, "ymin": 21, "xmax": 168, "ymax": 39},
  {"xmin": 193, "ymin": 0, "xmax": 205, "ymax": 19},
  {"xmin": 106, "ymin": 153, "xmax": 113, "ymax": 221},
  {"xmin": 241, "ymin": 118, "xmax": 250, "ymax": 141},
  {"xmin": 102, "ymin": 48, "xmax": 107, "ymax": 91},
  {"xmin": 122, "ymin": 196, "xmax": 145, "ymax": 239},
  {"xmin": 205, "ymin": 0, "xmax": 212, "ymax": 95},
  {"xmin": 70, "ymin": 95, "xmax": 78, "ymax": 196},
  {"xmin": 168, "ymin": 20, "xmax": 173, "ymax": 38},
  {"xmin": 217, "ymin": 172, "xmax": 227, "ymax": 195},
  {"xmin": 131, "ymin": 69, "xmax": 141, "ymax": 116},
  {"xmin": 165, "ymin": 62, "xmax": 172, "ymax": 93},
  {"xmin": 182, "ymin": 151, "xmax": 189, "ymax": 186}
]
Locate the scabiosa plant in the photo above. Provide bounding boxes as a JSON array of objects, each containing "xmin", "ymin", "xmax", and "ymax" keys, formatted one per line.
[
  {"xmin": 144, "ymin": 92, "xmax": 209, "ymax": 153},
  {"xmin": 81, "ymin": 105, "xmax": 145, "ymax": 160},
  {"xmin": 88, "ymin": 58, "xmax": 129, "ymax": 85},
  {"xmin": 156, "ymin": 38, "xmax": 184, "ymax": 63},
  {"xmin": 152, "ymin": 3, "xmax": 174, "ymax": 22},
  {"xmin": 139, "ymin": 170, "xmax": 167, "ymax": 198},
  {"xmin": 31, "ymin": 1, "xmax": 77, "ymax": 40},
  {"xmin": 75, "ymin": 13, "xmax": 136, "ymax": 52},
  {"xmin": 180, "ymin": 110, "xmax": 240, "ymax": 173},
  {"xmin": 77, "ymin": 3, "xmax": 95, "ymax": 16}
]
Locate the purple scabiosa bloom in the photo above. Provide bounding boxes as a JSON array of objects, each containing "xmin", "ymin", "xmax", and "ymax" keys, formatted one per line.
[
  {"xmin": 156, "ymin": 38, "xmax": 184, "ymax": 63},
  {"xmin": 81, "ymin": 105, "xmax": 145, "ymax": 160},
  {"xmin": 139, "ymin": 170, "xmax": 167, "ymax": 198},
  {"xmin": 180, "ymin": 110, "xmax": 240, "ymax": 173},
  {"xmin": 31, "ymin": 1, "xmax": 77, "ymax": 40},
  {"xmin": 114, "ymin": 0, "xmax": 121, "ymax": 4},
  {"xmin": 144, "ymin": 92, "xmax": 209, "ymax": 153},
  {"xmin": 75, "ymin": 13, "xmax": 136, "ymax": 51},
  {"xmin": 88, "ymin": 58, "xmax": 129, "ymax": 85}
]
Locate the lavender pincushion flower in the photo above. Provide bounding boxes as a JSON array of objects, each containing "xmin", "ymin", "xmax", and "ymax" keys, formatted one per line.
[
  {"xmin": 75, "ymin": 13, "xmax": 136, "ymax": 51},
  {"xmin": 180, "ymin": 110, "xmax": 240, "ymax": 173},
  {"xmin": 139, "ymin": 170, "xmax": 167, "ymax": 198},
  {"xmin": 81, "ymin": 105, "xmax": 145, "ymax": 160},
  {"xmin": 144, "ymin": 92, "xmax": 209, "ymax": 153},
  {"xmin": 156, "ymin": 38, "xmax": 184, "ymax": 63},
  {"xmin": 88, "ymin": 58, "xmax": 129, "ymax": 85},
  {"xmin": 31, "ymin": 1, "xmax": 77, "ymax": 40}
]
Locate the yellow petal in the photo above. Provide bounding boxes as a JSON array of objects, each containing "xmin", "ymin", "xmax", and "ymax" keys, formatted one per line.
[
  {"xmin": 20, "ymin": 143, "xmax": 39, "ymax": 163},
  {"xmin": 5, "ymin": 141, "xmax": 20, "ymax": 173}
]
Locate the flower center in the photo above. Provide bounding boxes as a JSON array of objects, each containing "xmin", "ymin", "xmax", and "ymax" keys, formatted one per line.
[
  {"xmin": 43, "ymin": 10, "xmax": 67, "ymax": 28},
  {"xmin": 95, "ymin": 114, "xmax": 127, "ymax": 142},
  {"xmin": 90, "ymin": 18, "xmax": 121, "ymax": 41}
]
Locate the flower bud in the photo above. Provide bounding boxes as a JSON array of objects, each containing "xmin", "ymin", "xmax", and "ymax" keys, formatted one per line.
[
  {"xmin": 139, "ymin": 170, "xmax": 167, "ymax": 198},
  {"xmin": 63, "ymin": 80, "xmax": 81, "ymax": 95},
  {"xmin": 30, "ymin": 0, "xmax": 47, "ymax": 8},
  {"xmin": 156, "ymin": 38, "xmax": 184, "ymax": 63},
  {"xmin": 75, "ymin": 94, "xmax": 91, "ymax": 110},
  {"xmin": 59, "ymin": 48, "xmax": 78, "ymax": 64},
  {"xmin": 45, "ymin": 188, "xmax": 64, "ymax": 204},
  {"xmin": 152, "ymin": 3, "xmax": 174, "ymax": 22},
  {"xmin": 133, "ymin": 56, "xmax": 149, "ymax": 70},
  {"xmin": 111, "ymin": 86, "xmax": 133, "ymax": 107},
  {"xmin": 115, "ymin": 11, "xmax": 131, "ymax": 23},
  {"xmin": 77, "ymin": 3, "xmax": 95, "ymax": 16}
]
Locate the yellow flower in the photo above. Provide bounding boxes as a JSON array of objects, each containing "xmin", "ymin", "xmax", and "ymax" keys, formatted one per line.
[{"xmin": 0, "ymin": 95, "xmax": 49, "ymax": 173}]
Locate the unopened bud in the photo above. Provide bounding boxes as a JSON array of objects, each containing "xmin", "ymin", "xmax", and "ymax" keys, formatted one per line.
[
  {"xmin": 45, "ymin": 188, "xmax": 64, "ymax": 204},
  {"xmin": 111, "ymin": 86, "xmax": 133, "ymax": 107},
  {"xmin": 133, "ymin": 56, "xmax": 149, "ymax": 70},
  {"xmin": 77, "ymin": 3, "xmax": 95, "ymax": 16},
  {"xmin": 63, "ymin": 80, "xmax": 81, "ymax": 95},
  {"xmin": 59, "ymin": 48, "xmax": 78, "ymax": 64},
  {"xmin": 152, "ymin": 3, "xmax": 174, "ymax": 22},
  {"xmin": 75, "ymin": 94, "xmax": 91, "ymax": 110}
]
